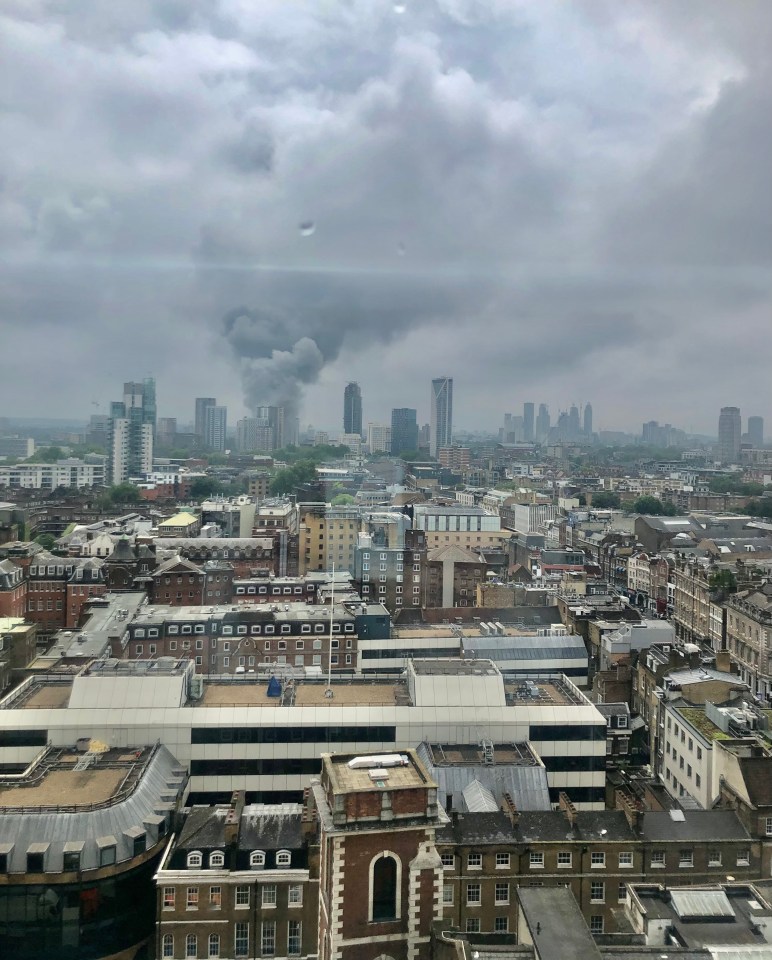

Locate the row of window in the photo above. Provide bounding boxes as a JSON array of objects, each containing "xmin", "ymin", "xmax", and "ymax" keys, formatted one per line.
[
  {"xmin": 235, "ymin": 585, "xmax": 312, "ymax": 595},
  {"xmin": 190, "ymin": 758, "xmax": 321, "ymax": 777},
  {"xmin": 529, "ymin": 724, "xmax": 607, "ymax": 742},
  {"xmin": 190, "ymin": 724, "xmax": 396, "ymax": 745},
  {"xmin": 441, "ymin": 847, "xmax": 752, "ymax": 872},
  {"xmin": 165, "ymin": 880, "xmax": 302, "ymax": 906},
  {"xmin": 161, "ymin": 920, "xmax": 301, "ymax": 958},
  {"xmin": 133, "ymin": 621, "xmax": 356, "ymax": 637}
]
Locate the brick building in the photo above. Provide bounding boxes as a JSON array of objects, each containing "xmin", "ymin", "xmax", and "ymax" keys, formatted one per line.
[
  {"xmin": 151, "ymin": 556, "xmax": 206, "ymax": 606},
  {"xmin": 64, "ymin": 556, "xmax": 107, "ymax": 628},
  {"xmin": 0, "ymin": 559, "xmax": 26, "ymax": 619},
  {"xmin": 424, "ymin": 544, "xmax": 487, "ymax": 608},
  {"xmin": 25, "ymin": 551, "xmax": 107, "ymax": 637}
]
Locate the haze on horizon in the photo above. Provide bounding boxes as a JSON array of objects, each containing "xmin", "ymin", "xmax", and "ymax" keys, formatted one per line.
[{"xmin": 0, "ymin": 0, "xmax": 770, "ymax": 435}]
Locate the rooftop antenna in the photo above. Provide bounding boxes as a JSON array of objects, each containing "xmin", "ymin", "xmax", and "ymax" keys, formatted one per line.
[{"xmin": 326, "ymin": 562, "xmax": 335, "ymax": 694}]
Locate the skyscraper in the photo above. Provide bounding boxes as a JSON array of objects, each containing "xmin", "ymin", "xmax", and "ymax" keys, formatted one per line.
[
  {"xmin": 718, "ymin": 407, "xmax": 742, "ymax": 463},
  {"xmin": 343, "ymin": 382, "xmax": 362, "ymax": 436},
  {"xmin": 204, "ymin": 405, "xmax": 228, "ymax": 452},
  {"xmin": 747, "ymin": 416, "xmax": 764, "ymax": 449},
  {"xmin": 430, "ymin": 377, "xmax": 453, "ymax": 458},
  {"xmin": 390, "ymin": 408, "xmax": 418, "ymax": 456},
  {"xmin": 107, "ymin": 380, "xmax": 155, "ymax": 483},
  {"xmin": 256, "ymin": 406, "xmax": 286, "ymax": 451},
  {"xmin": 568, "ymin": 404, "xmax": 580, "ymax": 439},
  {"xmin": 195, "ymin": 398, "xmax": 216, "ymax": 439},
  {"xmin": 536, "ymin": 404, "xmax": 550, "ymax": 443},
  {"xmin": 523, "ymin": 402, "xmax": 535, "ymax": 442},
  {"xmin": 583, "ymin": 403, "xmax": 593, "ymax": 437}
]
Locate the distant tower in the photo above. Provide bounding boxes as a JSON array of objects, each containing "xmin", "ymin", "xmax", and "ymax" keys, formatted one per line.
[
  {"xmin": 747, "ymin": 416, "xmax": 764, "ymax": 448},
  {"xmin": 568, "ymin": 404, "xmax": 580, "ymax": 439},
  {"xmin": 195, "ymin": 398, "xmax": 216, "ymax": 439},
  {"xmin": 536, "ymin": 404, "xmax": 550, "ymax": 442},
  {"xmin": 523, "ymin": 402, "xmax": 535, "ymax": 442},
  {"xmin": 343, "ymin": 382, "xmax": 363, "ymax": 436},
  {"xmin": 107, "ymin": 380, "xmax": 155, "ymax": 483},
  {"xmin": 204, "ymin": 405, "xmax": 227, "ymax": 452},
  {"xmin": 430, "ymin": 377, "xmax": 453, "ymax": 457},
  {"xmin": 583, "ymin": 403, "xmax": 593, "ymax": 437},
  {"xmin": 391, "ymin": 408, "xmax": 418, "ymax": 456},
  {"xmin": 718, "ymin": 407, "xmax": 742, "ymax": 463}
]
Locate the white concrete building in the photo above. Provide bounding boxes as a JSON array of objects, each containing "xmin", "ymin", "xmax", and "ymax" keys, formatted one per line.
[{"xmin": 0, "ymin": 458, "xmax": 106, "ymax": 490}]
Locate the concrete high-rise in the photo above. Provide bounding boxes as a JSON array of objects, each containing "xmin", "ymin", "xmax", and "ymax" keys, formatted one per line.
[
  {"xmin": 390, "ymin": 408, "xmax": 418, "ymax": 455},
  {"xmin": 536, "ymin": 404, "xmax": 550, "ymax": 442},
  {"xmin": 256, "ymin": 405, "xmax": 286, "ymax": 451},
  {"xmin": 194, "ymin": 398, "xmax": 215, "ymax": 439},
  {"xmin": 748, "ymin": 416, "xmax": 764, "ymax": 448},
  {"xmin": 107, "ymin": 380, "xmax": 155, "ymax": 483},
  {"xmin": 430, "ymin": 377, "xmax": 453, "ymax": 458},
  {"xmin": 204, "ymin": 405, "xmax": 227, "ymax": 452},
  {"xmin": 523, "ymin": 402, "xmax": 535, "ymax": 442},
  {"xmin": 583, "ymin": 403, "xmax": 593, "ymax": 436},
  {"xmin": 569, "ymin": 404, "xmax": 580, "ymax": 439},
  {"xmin": 718, "ymin": 407, "xmax": 742, "ymax": 463},
  {"xmin": 343, "ymin": 382, "xmax": 362, "ymax": 437}
]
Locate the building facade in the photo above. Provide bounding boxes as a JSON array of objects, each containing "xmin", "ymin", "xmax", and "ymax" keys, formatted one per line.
[
  {"xmin": 430, "ymin": 377, "xmax": 453, "ymax": 458},
  {"xmin": 342, "ymin": 383, "xmax": 362, "ymax": 437}
]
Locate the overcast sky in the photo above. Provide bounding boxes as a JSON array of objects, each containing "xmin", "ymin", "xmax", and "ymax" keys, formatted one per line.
[{"xmin": 1, "ymin": 0, "xmax": 770, "ymax": 436}]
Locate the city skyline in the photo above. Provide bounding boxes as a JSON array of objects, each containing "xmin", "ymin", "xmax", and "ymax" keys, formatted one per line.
[{"xmin": 0, "ymin": 3, "xmax": 769, "ymax": 433}]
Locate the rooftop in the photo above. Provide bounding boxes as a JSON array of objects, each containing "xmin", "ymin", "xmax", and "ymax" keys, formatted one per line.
[
  {"xmin": 200, "ymin": 679, "xmax": 397, "ymax": 708},
  {"xmin": 676, "ymin": 706, "xmax": 732, "ymax": 742},
  {"xmin": 324, "ymin": 749, "xmax": 434, "ymax": 795},
  {"xmin": 504, "ymin": 676, "xmax": 587, "ymax": 706},
  {"xmin": 422, "ymin": 742, "xmax": 540, "ymax": 767}
]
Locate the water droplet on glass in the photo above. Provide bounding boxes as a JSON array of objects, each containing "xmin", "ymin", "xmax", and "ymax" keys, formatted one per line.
[
  {"xmin": 397, "ymin": 242, "xmax": 406, "ymax": 256},
  {"xmin": 394, "ymin": 2, "xmax": 407, "ymax": 13},
  {"xmin": 299, "ymin": 221, "xmax": 316, "ymax": 237}
]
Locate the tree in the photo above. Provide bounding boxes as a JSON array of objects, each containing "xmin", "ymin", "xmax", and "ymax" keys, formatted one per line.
[
  {"xmin": 709, "ymin": 568, "xmax": 737, "ymax": 594},
  {"xmin": 588, "ymin": 491, "xmax": 620, "ymax": 509},
  {"xmin": 190, "ymin": 477, "xmax": 225, "ymax": 500},
  {"xmin": 332, "ymin": 493, "xmax": 356, "ymax": 505},
  {"xmin": 34, "ymin": 533, "xmax": 57, "ymax": 550},
  {"xmin": 270, "ymin": 460, "xmax": 318, "ymax": 496},
  {"xmin": 27, "ymin": 446, "xmax": 65, "ymax": 463},
  {"xmin": 109, "ymin": 482, "xmax": 142, "ymax": 503},
  {"xmin": 628, "ymin": 496, "xmax": 668, "ymax": 515}
]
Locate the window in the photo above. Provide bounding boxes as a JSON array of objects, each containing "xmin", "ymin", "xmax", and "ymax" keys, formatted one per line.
[
  {"xmin": 590, "ymin": 916, "xmax": 604, "ymax": 935},
  {"xmin": 590, "ymin": 881, "xmax": 605, "ymax": 903},
  {"xmin": 187, "ymin": 851, "xmax": 203, "ymax": 868},
  {"xmin": 262, "ymin": 884, "xmax": 277, "ymax": 906},
  {"xmin": 250, "ymin": 850, "xmax": 265, "ymax": 869},
  {"xmin": 466, "ymin": 917, "xmax": 480, "ymax": 933},
  {"xmin": 590, "ymin": 851, "xmax": 605, "ymax": 868},
  {"xmin": 162, "ymin": 934, "xmax": 174, "ymax": 958},
  {"xmin": 494, "ymin": 916, "xmax": 509, "ymax": 932},
  {"xmin": 737, "ymin": 849, "xmax": 750, "ymax": 866},
  {"xmin": 186, "ymin": 933, "xmax": 197, "ymax": 958},
  {"xmin": 557, "ymin": 851, "xmax": 572, "ymax": 868},
  {"xmin": 529, "ymin": 851, "xmax": 544, "ymax": 869},
  {"xmin": 466, "ymin": 882, "xmax": 481, "ymax": 905},
  {"xmin": 468, "ymin": 852, "xmax": 482, "ymax": 869},
  {"xmin": 163, "ymin": 886, "xmax": 175, "ymax": 909},
  {"xmin": 260, "ymin": 920, "xmax": 274, "ymax": 957},
  {"xmin": 441, "ymin": 852, "xmax": 454, "ymax": 869},
  {"xmin": 496, "ymin": 852, "xmax": 510, "ymax": 869},
  {"xmin": 288, "ymin": 883, "xmax": 303, "ymax": 905},
  {"xmin": 276, "ymin": 850, "xmax": 291, "ymax": 867},
  {"xmin": 208, "ymin": 933, "xmax": 220, "ymax": 958},
  {"xmin": 371, "ymin": 853, "xmax": 399, "ymax": 921},
  {"xmin": 618, "ymin": 851, "xmax": 633, "ymax": 868},
  {"xmin": 679, "ymin": 849, "xmax": 693, "ymax": 868},
  {"xmin": 209, "ymin": 851, "xmax": 224, "ymax": 868},
  {"xmin": 187, "ymin": 887, "xmax": 199, "ymax": 909},
  {"xmin": 708, "ymin": 850, "xmax": 722, "ymax": 866},
  {"xmin": 236, "ymin": 885, "xmax": 250, "ymax": 907},
  {"xmin": 63, "ymin": 850, "xmax": 81, "ymax": 871},
  {"xmin": 495, "ymin": 882, "xmax": 509, "ymax": 905},
  {"xmin": 99, "ymin": 844, "xmax": 116, "ymax": 867},
  {"xmin": 618, "ymin": 882, "xmax": 627, "ymax": 903},
  {"xmin": 766, "ymin": 816, "xmax": 772, "ymax": 836},
  {"xmin": 442, "ymin": 884, "xmax": 454, "ymax": 904},
  {"xmin": 287, "ymin": 920, "xmax": 302, "ymax": 957}
]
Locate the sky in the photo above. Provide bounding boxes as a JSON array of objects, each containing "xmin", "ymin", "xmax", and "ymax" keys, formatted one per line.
[{"xmin": 1, "ymin": 0, "xmax": 770, "ymax": 436}]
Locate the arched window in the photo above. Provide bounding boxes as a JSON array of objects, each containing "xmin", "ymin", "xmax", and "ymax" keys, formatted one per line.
[
  {"xmin": 187, "ymin": 851, "xmax": 202, "ymax": 868},
  {"xmin": 162, "ymin": 934, "xmax": 174, "ymax": 958},
  {"xmin": 209, "ymin": 851, "xmax": 224, "ymax": 868},
  {"xmin": 208, "ymin": 932, "xmax": 221, "ymax": 958},
  {"xmin": 250, "ymin": 850, "xmax": 265, "ymax": 868},
  {"xmin": 370, "ymin": 852, "xmax": 400, "ymax": 922},
  {"xmin": 185, "ymin": 932, "xmax": 198, "ymax": 958},
  {"xmin": 276, "ymin": 850, "xmax": 291, "ymax": 867}
]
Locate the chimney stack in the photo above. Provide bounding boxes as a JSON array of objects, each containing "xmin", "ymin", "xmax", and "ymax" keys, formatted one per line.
[
  {"xmin": 225, "ymin": 790, "xmax": 245, "ymax": 848},
  {"xmin": 615, "ymin": 789, "xmax": 644, "ymax": 832}
]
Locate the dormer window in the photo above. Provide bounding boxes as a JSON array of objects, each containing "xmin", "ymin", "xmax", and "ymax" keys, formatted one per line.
[
  {"xmin": 209, "ymin": 851, "xmax": 225, "ymax": 868},
  {"xmin": 276, "ymin": 850, "xmax": 291, "ymax": 867},
  {"xmin": 187, "ymin": 851, "xmax": 203, "ymax": 868},
  {"xmin": 250, "ymin": 850, "xmax": 265, "ymax": 869}
]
